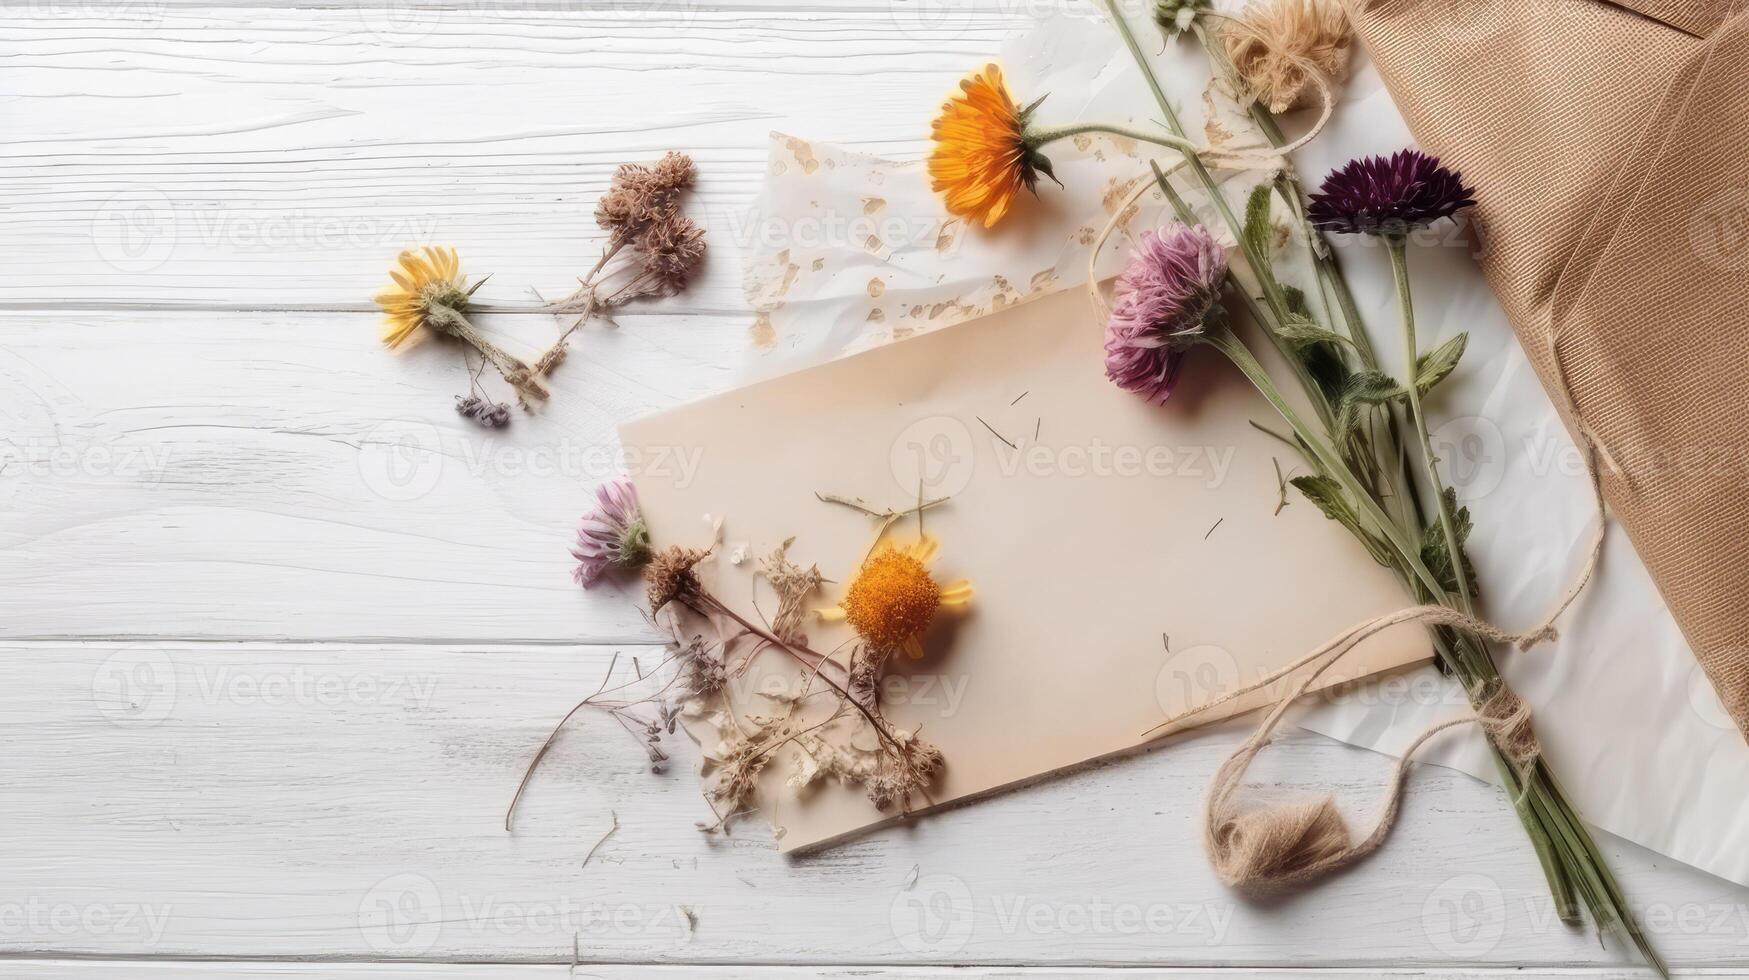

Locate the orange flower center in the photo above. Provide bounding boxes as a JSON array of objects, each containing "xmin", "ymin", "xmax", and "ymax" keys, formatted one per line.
[{"xmin": 842, "ymin": 550, "xmax": 942, "ymax": 650}]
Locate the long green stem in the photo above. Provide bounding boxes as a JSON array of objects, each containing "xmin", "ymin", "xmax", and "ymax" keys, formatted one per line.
[
  {"xmin": 1029, "ymin": 121, "xmax": 1198, "ymax": 156},
  {"xmin": 1107, "ymin": 7, "xmax": 1659, "ymax": 971},
  {"xmin": 1387, "ymin": 239, "xmax": 1473, "ymax": 612},
  {"xmin": 1209, "ymin": 328, "xmax": 1449, "ymax": 602}
]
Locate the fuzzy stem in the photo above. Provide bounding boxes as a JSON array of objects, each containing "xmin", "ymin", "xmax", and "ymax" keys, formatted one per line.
[
  {"xmin": 430, "ymin": 304, "xmax": 548, "ymax": 402},
  {"xmin": 1029, "ymin": 121, "xmax": 1199, "ymax": 156}
]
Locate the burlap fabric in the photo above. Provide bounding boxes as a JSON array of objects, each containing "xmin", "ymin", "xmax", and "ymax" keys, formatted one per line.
[{"xmin": 1344, "ymin": 0, "xmax": 1749, "ymax": 739}]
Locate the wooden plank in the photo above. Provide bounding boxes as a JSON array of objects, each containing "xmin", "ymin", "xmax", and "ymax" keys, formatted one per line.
[
  {"xmin": 0, "ymin": 3, "xmax": 1026, "ymax": 310},
  {"xmin": 0, "ymin": 308, "xmax": 750, "ymax": 642},
  {"xmin": 3, "ymin": 963, "xmax": 1741, "ymax": 979},
  {"xmin": 0, "ymin": 641, "xmax": 1743, "ymax": 966}
]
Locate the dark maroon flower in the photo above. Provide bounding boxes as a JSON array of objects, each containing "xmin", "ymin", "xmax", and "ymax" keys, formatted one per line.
[{"xmin": 1307, "ymin": 150, "xmax": 1476, "ymax": 237}]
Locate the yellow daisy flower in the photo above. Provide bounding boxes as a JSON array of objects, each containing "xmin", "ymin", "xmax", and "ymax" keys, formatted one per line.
[
  {"xmin": 819, "ymin": 534, "xmax": 971, "ymax": 659},
  {"xmin": 928, "ymin": 64, "xmax": 1057, "ymax": 229},
  {"xmin": 373, "ymin": 246, "xmax": 470, "ymax": 348},
  {"xmin": 372, "ymin": 246, "xmax": 548, "ymax": 404}
]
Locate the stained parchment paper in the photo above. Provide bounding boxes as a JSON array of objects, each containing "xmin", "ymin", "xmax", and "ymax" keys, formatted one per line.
[{"xmin": 622, "ymin": 286, "xmax": 1426, "ymax": 851}]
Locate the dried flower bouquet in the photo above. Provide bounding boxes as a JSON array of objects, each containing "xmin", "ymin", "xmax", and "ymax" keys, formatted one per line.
[
  {"xmin": 516, "ymin": 486, "xmax": 968, "ymax": 835},
  {"xmin": 926, "ymin": 0, "xmax": 1663, "ymax": 972}
]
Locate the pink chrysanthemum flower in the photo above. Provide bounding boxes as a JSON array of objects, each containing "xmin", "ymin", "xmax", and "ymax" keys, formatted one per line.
[
  {"xmin": 571, "ymin": 478, "xmax": 652, "ymax": 588},
  {"xmin": 1104, "ymin": 223, "xmax": 1228, "ymax": 403}
]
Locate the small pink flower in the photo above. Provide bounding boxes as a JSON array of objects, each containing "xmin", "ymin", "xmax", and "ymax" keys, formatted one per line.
[
  {"xmin": 1104, "ymin": 223, "xmax": 1227, "ymax": 403},
  {"xmin": 571, "ymin": 478, "xmax": 652, "ymax": 588}
]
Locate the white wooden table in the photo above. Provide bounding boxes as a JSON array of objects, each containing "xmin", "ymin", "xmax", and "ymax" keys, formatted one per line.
[{"xmin": 4, "ymin": 2, "xmax": 1748, "ymax": 977}]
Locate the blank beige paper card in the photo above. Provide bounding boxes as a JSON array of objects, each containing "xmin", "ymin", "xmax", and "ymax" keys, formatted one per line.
[{"xmin": 622, "ymin": 287, "xmax": 1427, "ymax": 851}]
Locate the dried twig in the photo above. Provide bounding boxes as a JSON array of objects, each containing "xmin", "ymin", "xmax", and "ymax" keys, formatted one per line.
[{"xmin": 582, "ymin": 810, "xmax": 619, "ymax": 868}]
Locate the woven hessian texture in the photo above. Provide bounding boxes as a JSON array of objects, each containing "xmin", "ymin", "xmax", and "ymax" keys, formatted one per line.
[{"xmin": 1345, "ymin": 0, "xmax": 1749, "ymax": 739}]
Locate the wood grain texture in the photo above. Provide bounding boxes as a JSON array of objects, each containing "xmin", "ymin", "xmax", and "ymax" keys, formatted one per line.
[
  {"xmin": 0, "ymin": 3, "xmax": 1019, "ymax": 312},
  {"xmin": 4, "ymin": 0, "xmax": 1749, "ymax": 972},
  {"xmin": 5, "ymin": 966, "xmax": 1744, "ymax": 980},
  {"xmin": 0, "ymin": 308, "xmax": 747, "ymax": 642},
  {"xmin": 6, "ymin": 641, "xmax": 1747, "ymax": 967}
]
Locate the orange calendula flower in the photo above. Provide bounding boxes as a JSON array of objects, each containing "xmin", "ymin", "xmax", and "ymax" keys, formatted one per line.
[
  {"xmin": 373, "ymin": 246, "xmax": 472, "ymax": 348},
  {"xmin": 819, "ymin": 534, "xmax": 971, "ymax": 659},
  {"xmin": 928, "ymin": 64, "xmax": 1058, "ymax": 229}
]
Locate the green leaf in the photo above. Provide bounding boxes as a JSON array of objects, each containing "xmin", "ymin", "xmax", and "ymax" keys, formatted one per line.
[
  {"xmin": 1331, "ymin": 369, "xmax": 1406, "ymax": 435},
  {"xmin": 1289, "ymin": 475, "xmax": 1351, "ymax": 524},
  {"xmin": 1276, "ymin": 314, "xmax": 1356, "ymax": 351},
  {"xmin": 1419, "ymin": 487, "xmax": 1480, "ymax": 597},
  {"xmin": 1341, "ymin": 370, "xmax": 1406, "ymax": 406},
  {"xmin": 1415, "ymin": 332, "xmax": 1467, "ymax": 394},
  {"xmin": 1281, "ymin": 285, "xmax": 1312, "ymax": 318},
  {"xmin": 1289, "ymin": 475, "xmax": 1393, "ymax": 566},
  {"xmin": 1242, "ymin": 184, "xmax": 1275, "ymax": 269}
]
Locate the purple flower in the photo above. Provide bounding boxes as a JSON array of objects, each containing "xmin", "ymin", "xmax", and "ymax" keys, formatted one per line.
[
  {"xmin": 1104, "ymin": 223, "xmax": 1228, "ymax": 403},
  {"xmin": 571, "ymin": 477, "xmax": 652, "ymax": 588},
  {"xmin": 1307, "ymin": 149, "xmax": 1475, "ymax": 237}
]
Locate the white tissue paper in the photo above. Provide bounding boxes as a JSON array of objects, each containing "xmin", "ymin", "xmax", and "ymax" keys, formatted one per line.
[{"xmin": 739, "ymin": 11, "xmax": 1749, "ymax": 886}]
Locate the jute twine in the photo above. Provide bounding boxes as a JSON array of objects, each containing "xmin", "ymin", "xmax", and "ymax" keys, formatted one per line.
[{"xmin": 1084, "ymin": 16, "xmax": 1338, "ymax": 320}]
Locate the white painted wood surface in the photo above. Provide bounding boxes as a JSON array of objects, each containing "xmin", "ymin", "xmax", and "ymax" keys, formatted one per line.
[{"xmin": 3, "ymin": 2, "xmax": 1748, "ymax": 975}]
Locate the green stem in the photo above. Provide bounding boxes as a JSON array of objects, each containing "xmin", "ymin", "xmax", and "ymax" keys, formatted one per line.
[
  {"xmin": 1387, "ymin": 239, "xmax": 1473, "ymax": 612},
  {"xmin": 1208, "ymin": 327, "xmax": 1449, "ymax": 603},
  {"xmin": 1029, "ymin": 122, "xmax": 1198, "ymax": 156}
]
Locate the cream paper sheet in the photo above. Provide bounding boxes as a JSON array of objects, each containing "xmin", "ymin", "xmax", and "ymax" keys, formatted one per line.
[
  {"xmin": 621, "ymin": 285, "xmax": 1427, "ymax": 851},
  {"xmin": 732, "ymin": 9, "xmax": 1749, "ymax": 882}
]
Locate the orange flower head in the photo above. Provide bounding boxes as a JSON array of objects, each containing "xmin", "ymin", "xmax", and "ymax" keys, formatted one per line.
[
  {"xmin": 928, "ymin": 64, "xmax": 1058, "ymax": 229},
  {"xmin": 819, "ymin": 535, "xmax": 971, "ymax": 659}
]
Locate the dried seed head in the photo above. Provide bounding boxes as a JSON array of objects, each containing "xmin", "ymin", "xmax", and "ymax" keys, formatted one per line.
[
  {"xmin": 645, "ymin": 545, "xmax": 709, "ymax": 611},
  {"xmin": 637, "ymin": 213, "xmax": 708, "ymax": 297}
]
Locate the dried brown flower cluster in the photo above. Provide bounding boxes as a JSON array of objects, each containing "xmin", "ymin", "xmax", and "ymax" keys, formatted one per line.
[
  {"xmin": 375, "ymin": 154, "xmax": 704, "ymax": 424},
  {"xmin": 538, "ymin": 151, "xmax": 708, "ymax": 376},
  {"xmin": 645, "ymin": 545, "xmax": 708, "ymax": 612},
  {"xmin": 515, "ymin": 519, "xmax": 952, "ymax": 838}
]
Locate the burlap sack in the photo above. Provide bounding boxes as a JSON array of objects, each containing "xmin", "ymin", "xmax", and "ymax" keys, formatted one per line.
[{"xmin": 1343, "ymin": 0, "xmax": 1749, "ymax": 738}]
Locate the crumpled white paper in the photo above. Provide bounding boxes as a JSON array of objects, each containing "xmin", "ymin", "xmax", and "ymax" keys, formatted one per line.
[{"xmin": 740, "ymin": 11, "xmax": 1749, "ymax": 886}]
